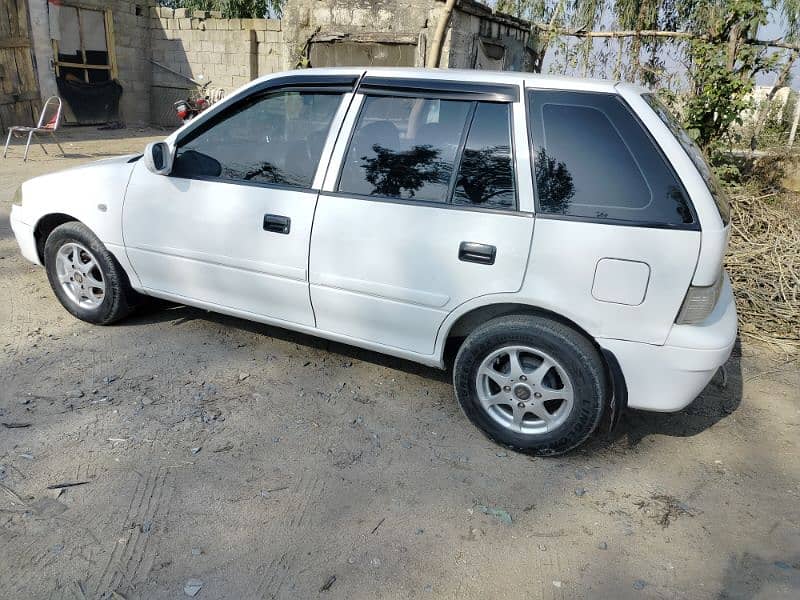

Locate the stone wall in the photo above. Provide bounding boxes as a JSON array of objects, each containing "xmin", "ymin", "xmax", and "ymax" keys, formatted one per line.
[
  {"xmin": 444, "ymin": 0, "xmax": 532, "ymax": 71},
  {"xmin": 28, "ymin": 0, "xmax": 534, "ymax": 127}
]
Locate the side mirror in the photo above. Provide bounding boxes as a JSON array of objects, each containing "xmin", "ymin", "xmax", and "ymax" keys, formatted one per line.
[{"xmin": 143, "ymin": 141, "xmax": 173, "ymax": 175}]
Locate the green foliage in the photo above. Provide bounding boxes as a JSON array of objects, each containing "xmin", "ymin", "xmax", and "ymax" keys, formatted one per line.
[{"xmin": 159, "ymin": 0, "xmax": 284, "ymax": 18}]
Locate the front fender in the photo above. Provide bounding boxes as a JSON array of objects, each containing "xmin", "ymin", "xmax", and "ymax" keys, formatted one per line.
[{"xmin": 21, "ymin": 154, "xmax": 140, "ymax": 247}]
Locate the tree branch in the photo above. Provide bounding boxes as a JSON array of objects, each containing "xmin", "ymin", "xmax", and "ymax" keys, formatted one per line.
[{"xmin": 532, "ymin": 22, "xmax": 800, "ymax": 51}]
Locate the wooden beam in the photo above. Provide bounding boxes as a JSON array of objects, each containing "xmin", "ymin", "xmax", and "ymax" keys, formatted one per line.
[
  {"xmin": 53, "ymin": 61, "xmax": 111, "ymax": 70},
  {"xmin": 0, "ymin": 38, "xmax": 31, "ymax": 49}
]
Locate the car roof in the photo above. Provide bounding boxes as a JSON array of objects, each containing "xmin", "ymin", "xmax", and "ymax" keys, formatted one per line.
[{"xmin": 249, "ymin": 67, "xmax": 625, "ymax": 95}]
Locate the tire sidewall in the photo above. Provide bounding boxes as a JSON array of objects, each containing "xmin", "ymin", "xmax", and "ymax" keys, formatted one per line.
[{"xmin": 454, "ymin": 316, "xmax": 607, "ymax": 456}]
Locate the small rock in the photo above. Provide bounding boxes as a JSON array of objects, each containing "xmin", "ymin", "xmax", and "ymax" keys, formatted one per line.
[
  {"xmin": 538, "ymin": 543, "xmax": 547, "ymax": 551},
  {"xmin": 191, "ymin": 547, "xmax": 201, "ymax": 556},
  {"xmin": 140, "ymin": 521, "xmax": 152, "ymax": 533},
  {"xmin": 19, "ymin": 453, "xmax": 34, "ymax": 460},
  {"xmin": 597, "ymin": 541, "xmax": 608, "ymax": 550},
  {"xmin": 415, "ymin": 528, "xmax": 424, "ymax": 535},
  {"xmin": 553, "ymin": 581, "xmax": 562, "ymax": 588},
  {"xmin": 495, "ymin": 451, "xmax": 508, "ymax": 458},
  {"xmin": 191, "ymin": 447, "xmax": 202, "ymax": 455},
  {"xmin": 423, "ymin": 584, "xmax": 433, "ymax": 593},
  {"xmin": 575, "ymin": 487, "xmax": 586, "ymax": 497},
  {"xmin": 633, "ymin": 580, "xmax": 647, "ymax": 590},
  {"xmin": 18, "ymin": 398, "xmax": 31, "ymax": 406},
  {"xmin": 184, "ymin": 578, "xmax": 203, "ymax": 597},
  {"xmin": 477, "ymin": 505, "xmax": 512, "ymax": 525},
  {"xmin": 65, "ymin": 390, "xmax": 84, "ymax": 399},
  {"xmin": 370, "ymin": 557, "xmax": 381, "ymax": 567},
  {"xmin": 238, "ymin": 372, "xmax": 250, "ymax": 382},
  {"xmin": 272, "ymin": 437, "xmax": 280, "ymax": 443}
]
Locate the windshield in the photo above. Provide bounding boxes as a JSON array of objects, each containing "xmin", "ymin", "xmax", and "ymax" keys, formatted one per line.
[{"xmin": 641, "ymin": 93, "xmax": 730, "ymax": 225}]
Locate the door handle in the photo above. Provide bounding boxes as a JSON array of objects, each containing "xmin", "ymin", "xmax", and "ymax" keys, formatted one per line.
[
  {"xmin": 459, "ymin": 241, "xmax": 496, "ymax": 265},
  {"xmin": 263, "ymin": 214, "xmax": 291, "ymax": 234}
]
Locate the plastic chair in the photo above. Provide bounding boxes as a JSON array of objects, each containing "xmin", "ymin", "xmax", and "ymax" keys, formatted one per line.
[{"xmin": 3, "ymin": 96, "xmax": 65, "ymax": 162}]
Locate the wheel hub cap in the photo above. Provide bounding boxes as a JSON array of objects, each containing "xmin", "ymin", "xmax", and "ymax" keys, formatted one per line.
[
  {"xmin": 54, "ymin": 242, "xmax": 105, "ymax": 309},
  {"xmin": 475, "ymin": 345, "xmax": 575, "ymax": 436},
  {"xmin": 513, "ymin": 384, "xmax": 531, "ymax": 401}
]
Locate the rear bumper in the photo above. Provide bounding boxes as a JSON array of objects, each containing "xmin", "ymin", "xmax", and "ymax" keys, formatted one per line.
[
  {"xmin": 10, "ymin": 204, "xmax": 41, "ymax": 266},
  {"xmin": 599, "ymin": 274, "xmax": 737, "ymax": 412}
]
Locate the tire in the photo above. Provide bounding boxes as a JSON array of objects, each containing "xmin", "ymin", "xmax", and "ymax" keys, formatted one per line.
[
  {"xmin": 44, "ymin": 221, "xmax": 137, "ymax": 325},
  {"xmin": 453, "ymin": 314, "xmax": 608, "ymax": 456}
]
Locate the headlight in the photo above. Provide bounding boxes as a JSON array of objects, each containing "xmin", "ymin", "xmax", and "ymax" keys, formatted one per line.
[
  {"xmin": 12, "ymin": 186, "xmax": 23, "ymax": 206},
  {"xmin": 676, "ymin": 271, "xmax": 723, "ymax": 324}
]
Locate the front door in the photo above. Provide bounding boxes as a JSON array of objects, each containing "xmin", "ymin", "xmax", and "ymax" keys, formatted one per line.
[
  {"xmin": 123, "ymin": 86, "xmax": 348, "ymax": 326},
  {"xmin": 309, "ymin": 79, "xmax": 535, "ymax": 355}
]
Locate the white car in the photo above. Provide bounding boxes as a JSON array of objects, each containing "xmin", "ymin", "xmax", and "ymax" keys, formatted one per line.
[{"xmin": 10, "ymin": 68, "xmax": 737, "ymax": 455}]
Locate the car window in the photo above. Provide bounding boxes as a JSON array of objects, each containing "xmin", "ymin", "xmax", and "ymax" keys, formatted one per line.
[
  {"xmin": 338, "ymin": 95, "xmax": 472, "ymax": 203},
  {"xmin": 172, "ymin": 90, "xmax": 343, "ymax": 188},
  {"xmin": 641, "ymin": 93, "xmax": 730, "ymax": 225},
  {"xmin": 453, "ymin": 102, "xmax": 515, "ymax": 210},
  {"xmin": 527, "ymin": 90, "xmax": 695, "ymax": 227}
]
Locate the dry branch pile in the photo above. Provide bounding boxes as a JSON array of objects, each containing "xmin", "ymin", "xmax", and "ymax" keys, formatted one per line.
[{"xmin": 726, "ymin": 189, "xmax": 800, "ymax": 350}]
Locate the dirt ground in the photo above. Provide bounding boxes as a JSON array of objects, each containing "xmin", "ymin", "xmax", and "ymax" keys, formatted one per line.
[{"xmin": 0, "ymin": 128, "xmax": 798, "ymax": 600}]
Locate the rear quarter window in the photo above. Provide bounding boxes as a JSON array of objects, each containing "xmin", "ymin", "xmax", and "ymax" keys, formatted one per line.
[{"xmin": 527, "ymin": 90, "xmax": 697, "ymax": 229}]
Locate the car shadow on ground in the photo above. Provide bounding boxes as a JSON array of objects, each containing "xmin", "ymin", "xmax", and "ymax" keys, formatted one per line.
[{"xmin": 127, "ymin": 302, "xmax": 744, "ymax": 452}]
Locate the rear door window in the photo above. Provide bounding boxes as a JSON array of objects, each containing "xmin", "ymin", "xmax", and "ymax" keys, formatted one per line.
[
  {"xmin": 527, "ymin": 90, "xmax": 696, "ymax": 228},
  {"xmin": 453, "ymin": 102, "xmax": 515, "ymax": 210},
  {"xmin": 338, "ymin": 95, "xmax": 516, "ymax": 209},
  {"xmin": 337, "ymin": 95, "xmax": 472, "ymax": 203}
]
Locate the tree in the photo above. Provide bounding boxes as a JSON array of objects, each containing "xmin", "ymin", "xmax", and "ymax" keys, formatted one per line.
[{"xmin": 495, "ymin": 1, "xmax": 800, "ymax": 150}]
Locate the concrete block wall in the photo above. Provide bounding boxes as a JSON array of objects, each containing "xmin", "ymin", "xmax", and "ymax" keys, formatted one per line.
[{"xmin": 149, "ymin": 6, "xmax": 283, "ymax": 93}]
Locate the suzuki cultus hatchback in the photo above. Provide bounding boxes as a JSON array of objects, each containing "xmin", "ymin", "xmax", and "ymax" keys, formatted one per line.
[{"xmin": 10, "ymin": 68, "xmax": 737, "ymax": 455}]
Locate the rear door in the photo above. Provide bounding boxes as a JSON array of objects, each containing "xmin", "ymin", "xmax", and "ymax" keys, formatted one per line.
[{"xmin": 309, "ymin": 77, "xmax": 535, "ymax": 355}]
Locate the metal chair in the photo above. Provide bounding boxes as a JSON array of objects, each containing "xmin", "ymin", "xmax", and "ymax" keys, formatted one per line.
[{"xmin": 3, "ymin": 96, "xmax": 65, "ymax": 162}]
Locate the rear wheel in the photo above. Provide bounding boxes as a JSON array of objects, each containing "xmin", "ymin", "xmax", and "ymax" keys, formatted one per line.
[
  {"xmin": 44, "ymin": 222, "xmax": 137, "ymax": 324},
  {"xmin": 453, "ymin": 314, "xmax": 608, "ymax": 456}
]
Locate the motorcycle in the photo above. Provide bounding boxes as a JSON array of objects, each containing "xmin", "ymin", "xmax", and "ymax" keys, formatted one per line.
[{"xmin": 174, "ymin": 82, "xmax": 223, "ymax": 123}]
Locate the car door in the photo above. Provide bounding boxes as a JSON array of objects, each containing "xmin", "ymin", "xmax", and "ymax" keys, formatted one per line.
[
  {"xmin": 309, "ymin": 77, "xmax": 535, "ymax": 356},
  {"xmin": 122, "ymin": 77, "xmax": 354, "ymax": 326}
]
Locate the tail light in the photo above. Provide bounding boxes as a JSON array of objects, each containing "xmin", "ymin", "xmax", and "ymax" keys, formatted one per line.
[{"xmin": 676, "ymin": 271, "xmax": 724, "ymax": 324}]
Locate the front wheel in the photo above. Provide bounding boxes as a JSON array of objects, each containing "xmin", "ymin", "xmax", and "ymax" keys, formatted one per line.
[
  {"xmin": 44, "ymin": 221, "xmax": 137, "ymax": 325},
  {"xmin": 453, "ymin": 314, "xmax": 608, "ymax": 456}
]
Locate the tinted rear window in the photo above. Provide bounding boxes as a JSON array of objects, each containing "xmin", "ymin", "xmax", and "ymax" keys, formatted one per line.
[
  {"xmin": 641, "ymin": 93, "xmax": 731, "ymax": 225},
  {"xmin": 527, "ymin": 90, "xmax": 697, "ymax": 228}
]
